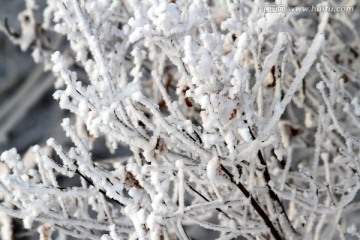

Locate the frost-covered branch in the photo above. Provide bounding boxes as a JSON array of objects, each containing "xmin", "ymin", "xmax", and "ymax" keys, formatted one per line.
[{"xmin": 1, "ymin": 0, "xmax": 360, "ymax": 239}]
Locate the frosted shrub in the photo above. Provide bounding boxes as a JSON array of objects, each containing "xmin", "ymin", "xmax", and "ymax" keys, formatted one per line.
[{"xmin": 0, "ymin": 0, "xmax": 360, "ymax": 239}]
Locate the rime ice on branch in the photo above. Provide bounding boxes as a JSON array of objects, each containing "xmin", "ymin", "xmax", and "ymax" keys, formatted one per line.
[{"xmin": 0, "ymin": 0, "xmax": 360, "ymax": 239}]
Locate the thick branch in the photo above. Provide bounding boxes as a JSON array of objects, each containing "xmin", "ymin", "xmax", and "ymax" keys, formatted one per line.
[
  {"xmin": 221, "ymin": 165, "xmax": 283, "ymax": 240},
  {"xmin": 249, "ymin": 128, "xmax": 298, "ymax": 237}
]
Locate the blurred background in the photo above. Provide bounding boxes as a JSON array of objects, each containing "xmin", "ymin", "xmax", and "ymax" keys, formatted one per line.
[
  {"xmin": 0, "ymin": 0, "xmax": 132, "ymax": 159},
  {"xmin": 0, "ymin": 1, "xmax": 61, "ymax": 155}
]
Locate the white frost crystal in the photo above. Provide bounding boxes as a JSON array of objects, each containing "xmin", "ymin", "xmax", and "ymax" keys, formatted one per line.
[{"xmin": 0, "ymin": 0, "xmax": 359, "ymax": 239}]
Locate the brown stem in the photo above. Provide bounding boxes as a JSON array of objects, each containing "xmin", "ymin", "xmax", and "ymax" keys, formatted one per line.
[
  {"xmin": 221, "ymin": 165, "xmax": 283, "ymax": 240},
  {"xmin": 248, "ymin": 128, "xmax": 298, "ymax": 236},
  {"xmin": 186, "ymin": 181, "xmax": 233, "ymax": 220},
  {"xmin": 75, "ymin": 169, "xmax": 124, "ymax": 207}
]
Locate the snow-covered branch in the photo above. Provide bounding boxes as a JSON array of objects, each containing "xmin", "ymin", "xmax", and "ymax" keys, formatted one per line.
[{"xmin": 1, "ymin": 0, "xmax": 360, "ymax": 239}]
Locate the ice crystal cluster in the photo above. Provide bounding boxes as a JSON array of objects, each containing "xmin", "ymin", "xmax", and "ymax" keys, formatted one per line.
[{"xmin": 0, "ymin": 0, "xmax": 360, "ymax": 239}]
